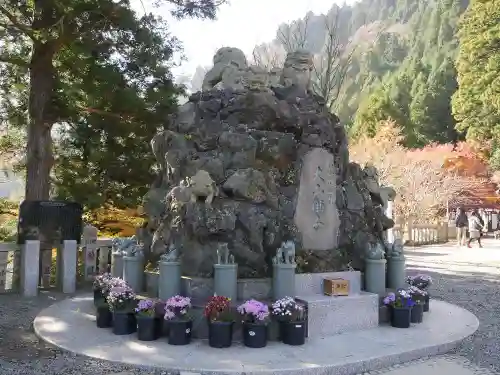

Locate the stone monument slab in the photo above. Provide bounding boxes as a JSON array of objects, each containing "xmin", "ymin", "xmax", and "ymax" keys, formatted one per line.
[{"xmin": 294, "ymin": 148, "xmax": 339, "ymax": 250}]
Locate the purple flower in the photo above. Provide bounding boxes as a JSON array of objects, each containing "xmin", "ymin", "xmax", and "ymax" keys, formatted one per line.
[
  {"xmin": 135, "ymin": 299, "xmax": 156, "ymax": 316},
  {"xmin": 238, "ymin": 299, "xmax": 270, "ymax": 323},
  {"xmin": 93, "ymin": 273, "xmax": 113, "ymax": 290},
  {"xmin": 383, "ymin": 290, "xmax": 416, "ymax": 308},
  {"xmin": 271, "ymin": 297, "xmax": 305, "ymax": 322},
  {"xmin": 164, "ymin": 295, "xmax": 192, "ymax": 321},
  {"xmin": 106, "ymin": 284, "xmax": 136, "ymax": 312},
  {"xmin": 383, "ymin": 292, "xmax": 396, "ymax": 305}
]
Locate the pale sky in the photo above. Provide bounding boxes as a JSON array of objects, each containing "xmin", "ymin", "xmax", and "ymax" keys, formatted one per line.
[{"xmin": 132, "ymin": 0, "xmax": 358, "ymax": 79}]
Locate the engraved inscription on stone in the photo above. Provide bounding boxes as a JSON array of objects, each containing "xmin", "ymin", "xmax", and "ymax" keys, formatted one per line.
[{"xmin": 294, "ymin": 148, "xmax": 339, "ymax": 250}]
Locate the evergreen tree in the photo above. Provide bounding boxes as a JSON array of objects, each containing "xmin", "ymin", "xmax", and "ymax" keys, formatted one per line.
[
  {"xmin": 275, "ymin": 0, "xmax": 469, "ymax": 146},
  {"xmin": 452, "ymin": 0, "xmax": 500, "ymax": 167},
  {"xmin": 0, "ymin": 0, "xmax": 227, "ymax": 201}
]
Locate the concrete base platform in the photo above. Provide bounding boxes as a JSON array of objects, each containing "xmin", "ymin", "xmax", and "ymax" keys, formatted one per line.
[{"xmin": 34, "ymin": 295, "xmax": 479, "ymax": 375}]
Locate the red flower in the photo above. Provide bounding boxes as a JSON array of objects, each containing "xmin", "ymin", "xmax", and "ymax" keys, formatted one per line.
[{"xmin": 204, "ymin": 296, "xmax": 232, "ymax": 322}]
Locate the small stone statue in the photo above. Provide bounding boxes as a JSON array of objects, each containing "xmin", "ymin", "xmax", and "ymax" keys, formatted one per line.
[
  {"xmin": 216, "ymin": 243, "xmax": 232, "ymax": 264},
  {"xmin": 189, "ymin": 170, "xmax": 219, "ymax": 205},
  {"xmin": 390, "ymin": 239, "xmax": 404, "ymax": 258},
  {"xmin": 283, "ymin": 240, "xmax": 296, "ymax": 264},
  {"xmin": 112, "ymin": 236, "xmax": 138, "ymax": 256},
  {"xmin": 133, "ymin": 243, "xmax": 144, "ymax": 257},
  {"xmin": 161, "ymin": 243, "xmax": 179, "ymax": 262},
  {"xmin": 274, "ymin": 244, "xmax": 285, "ymax": 264},
  {"xmin": 274, "ymin": 241, "xmax": 296, "ymax": 264},
  {"xmin": 366, "ymin": 242, "xmax": 385, "ymax": 260}
]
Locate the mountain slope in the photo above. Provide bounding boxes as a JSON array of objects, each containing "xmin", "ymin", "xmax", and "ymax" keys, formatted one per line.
[{"xmin": 252, "ymin": 0, "xmax": 470, "ymax": 147}]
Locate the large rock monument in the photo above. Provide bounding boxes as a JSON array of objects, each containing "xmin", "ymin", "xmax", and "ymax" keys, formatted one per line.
[{"xmin": 143, "ymin": 47, "xmax": 394, "ymax": 278}]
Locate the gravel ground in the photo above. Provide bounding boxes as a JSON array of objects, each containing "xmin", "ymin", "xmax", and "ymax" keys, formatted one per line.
[{"xmin": 0, "ymin": 243, "xmax": 499, "ymax": 375}]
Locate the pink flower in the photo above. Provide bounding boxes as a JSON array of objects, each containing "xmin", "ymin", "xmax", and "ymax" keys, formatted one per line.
[{"xmin": 238, "ymin": 299, "xmax": 269, "ymax": 323}]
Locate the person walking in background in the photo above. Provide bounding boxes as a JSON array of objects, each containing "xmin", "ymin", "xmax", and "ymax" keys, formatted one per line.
[
  {"xmin": 468, "ymin": 210, "xmax": 484, "ymax": 248},
  {"xmin": 455, "ymin": 207, "xmax": 468, "ymax": 247}
]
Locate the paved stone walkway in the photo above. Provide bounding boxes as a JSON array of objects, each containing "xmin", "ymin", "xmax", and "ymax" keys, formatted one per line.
[
  {"xmin": 367, "ymin": 356, "xmax": 498, "ymax": 375},
  {"xmin": 369, "ymin": 238, "xmax": 500, "ymax": 375},
  {"xmin": 1, "ymin": 238, "xmax": 500, "ymax": 374}
]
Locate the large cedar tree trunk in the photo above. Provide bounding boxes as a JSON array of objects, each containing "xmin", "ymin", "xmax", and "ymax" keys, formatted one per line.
[
  {"xmin": 26, "ymin": 42, "xmax": 56, "ymax": 287},
  {"xmin": 25, "ymin": 1, "xmax": 58, "ymax": 201},
  {"xmin": 25, "ymin": 43, "xmax": 56, "ymax": 200}
]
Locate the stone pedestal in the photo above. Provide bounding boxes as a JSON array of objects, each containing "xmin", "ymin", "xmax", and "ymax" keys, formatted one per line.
[
  {"xmin": 159, "ymin": 261, "xmax": 181, "ymax": 300},
  {"xmin": 21, "ymin": 240, "xmax": 40, "ymax": 297},
  {"xmin": 59, "ymin": 240, "xmax": 77, "ymax": 294},
  {"xmin": 123, "ymin": 255, "xmax": 143, "ymax": 292},
  {"xmin": 364, "ymin": 258, "xmax": 386, "ymax": 295},
  {"xmin": 273, "ymin": 263, "xmax": 296, "ymax": 299},
  {"xmin": 111, "ymin": 251, "xmax": 124, "ymax": 278},
  {"xmin": 145, "ymin": 271, "xmax": 159, "ymax": 297},
  {"xmin": 214, "ymin": 264, "xmax": 237, "ymax": 301},
  {"xmin": 297, "ymin": 293, "xmax": 379, "ymax": 337},
  {"xmin": 387, "ymin": 256, "xmax": 406, "ymax": 290},
  {"xmin": 295, "ymin": 271, "xmax": 378, "ymax": 338}
]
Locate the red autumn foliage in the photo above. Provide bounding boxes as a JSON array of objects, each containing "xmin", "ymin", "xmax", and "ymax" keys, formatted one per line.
[
  {"xmin": 409, "ymin": 142, "xmax": 489, "ymax": 178},
  {"xmin": 349, "ymin": 120, "xmax": 489, "ymax": 221}
]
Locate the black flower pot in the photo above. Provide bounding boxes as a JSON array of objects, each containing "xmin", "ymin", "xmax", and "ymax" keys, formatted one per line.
[
  {"xmin": 280, "ymin": 321, "xmax": 306, "ymax": 346},
  {"xmin": 411, "ymin": 303, "xmax": 424, "ymax": 323},
  {"xmin": 208, "ymin": 321, "xmax": 234, "ymax": 348},
  {"xmin": 96, "ymin": 305, "xmax": 112, "ymax": 328},
  {"xmin": 137, "ymin": 316, "xmax": 161, "ymax": 341},
  {"xmin": 242, "ymin": 322, "xmax": 268, "ymax": 348},
  {"xmin": 391, "ymin": 307, "xmax": 411, "ymax": 328},
  {"xmin": 167, "ymin": 320, "xmax": 192, "ymax": 346},
  {"xmin": 93, "ymin": 289, "xmax": 103, "ymax": 306},
  {"xmin": 155, "ymin": 317, "xmax": 164, "ymax": 338},
  {"xmin": 112, "ymin": 312, "xmax": 137, "ymax": 335},
  {"xmin": 423, "ymin": 294, "xmax": 430, "ymax": 312}
]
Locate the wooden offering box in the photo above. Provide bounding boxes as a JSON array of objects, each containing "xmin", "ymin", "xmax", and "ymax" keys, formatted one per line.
[{"xmin": 323, "ymin": 278, "xmax": 349, "ymax": 296}]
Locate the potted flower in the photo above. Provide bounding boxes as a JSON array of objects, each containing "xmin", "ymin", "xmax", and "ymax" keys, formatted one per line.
[
  {"xmin": 107, "ymin": 285, "xmax": 137, "ymax": 335},
  {"xmin": 203, "ymin": 295, "xmax": 234, "ymax": 348},
  {"xmin": 135, "ymin": 299, "xmax": 162, "ymax": 341},
  {"xmin": 92, "ymin": 273, "xmax": 112, "ymax": 306},
  {"xmin": 95, "ymin": 276, "xmax": 127, "ymax": 328},
  {"xmin": 406, "ymin": 274, "xmax": 432, "ymax": 312},
  {"xmin": 237, "ymin": 299, "xmax": 270, "ymax": 348},
  {"xmin": 271, "ymin": 297, "xmax": 306, "ymax": 346},
  {"xmin": 407, "ymin": 286, "xmax": 426, "ymax": 323},
  {"xmin": 164, "ymin": 295, "xmax": 193, "ymax": 345},
  {"xmin": 383, "ymin": 289, "xmax": 415, "ymax": 328}
]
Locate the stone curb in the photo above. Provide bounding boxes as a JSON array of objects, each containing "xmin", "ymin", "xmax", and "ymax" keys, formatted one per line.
[{"xmin": 34, "ymin": 295, "xmax": 479, "ymax": 375}]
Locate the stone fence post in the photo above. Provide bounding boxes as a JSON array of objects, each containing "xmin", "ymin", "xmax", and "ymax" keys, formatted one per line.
[
  {"xmin": 98, "ymin": 242, "xmax": 111, "ymax": 274},
  {"xmin": 59, "ymin": 240, "xmax": 77, "ymax": 293},
  {"xmin": 443, "ymin": 221, "xmax": 449, "ymax": 242},
  {"xmin": 21, "ymin": 240, "xmax": 40, "ymax": 297},
  {"xmin": 82, "ymin": 225, "xmax": 98, "ymax": 280},
  {"xmin": 405, "ymin": 218, "xmax": 414, "ymax": 245}
]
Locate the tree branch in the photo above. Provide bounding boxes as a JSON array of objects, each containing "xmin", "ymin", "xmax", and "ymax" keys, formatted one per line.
[
  {"xmin": 0, "ymin": 5, "xmax": 36, "ymax": 40},
  {"xmin": 0, "ymin": 54, "xmax": 29, "ymax": 67}
]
